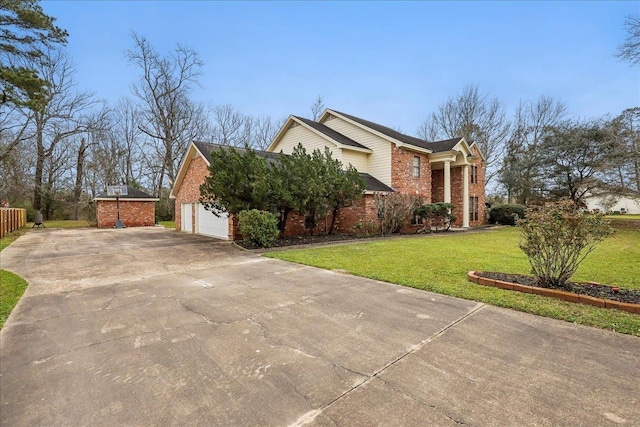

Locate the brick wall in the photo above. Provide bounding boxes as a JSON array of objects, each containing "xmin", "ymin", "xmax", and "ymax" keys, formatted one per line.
[
  {"xmin": 431, "ymin": 169, "xmax": 444, "ymax": 202},
  {"xmin": 174, "ymin": 156, "xmax": 210, "ymax": 231},
  {"xmin": 469, "ymin": 145, "xmax": 486, "ymax": 226},
  {"xmin": 278, "ymin": 195, "xmax": 379, "ymax": 237},
  {"xmin": 96, "ymin": 200, "xmax": 156, "ymax": 228},
  {"xmin": 391, "ymin": 146, "xmax": 432, "ymax": 202}
]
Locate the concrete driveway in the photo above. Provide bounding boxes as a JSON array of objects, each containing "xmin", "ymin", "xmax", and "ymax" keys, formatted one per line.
[{"xmin": 1, "ymin": 227, "xmax": 638, "ymax": 426}]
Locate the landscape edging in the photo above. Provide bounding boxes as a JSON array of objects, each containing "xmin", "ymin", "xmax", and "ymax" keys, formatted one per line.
[{"xmin": 467, "ymin": 271, "xmax": 640, "ymax": 314}]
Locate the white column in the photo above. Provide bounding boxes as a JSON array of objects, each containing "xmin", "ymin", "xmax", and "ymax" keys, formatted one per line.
[
  {"xmin": 443, "ymin": 160, "xmax": 451, "ymax": 203},
  {"xmin": 462, "ymin": 165, "xmax": 470, "ymax": 228}
]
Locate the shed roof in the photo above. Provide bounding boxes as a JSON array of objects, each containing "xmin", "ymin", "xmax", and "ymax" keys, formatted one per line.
[{"xmin": 95, "ymin": 186, "xmax": 158, "ymax": 201}]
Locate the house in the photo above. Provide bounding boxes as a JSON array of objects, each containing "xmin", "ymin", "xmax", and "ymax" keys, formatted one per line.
[
  {"xmin": 584, "ymin": 195, "xmax": 640, "ymax": 215},
  {"xmin": 95, "ymin": 186, "xmax": 159, "ymax": 228},
  {"xmin": 170, "ymin": 108, "xmax": 486, "ymax": 240}
]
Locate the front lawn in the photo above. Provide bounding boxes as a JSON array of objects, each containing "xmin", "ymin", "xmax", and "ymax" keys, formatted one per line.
[
  {"xmin": 0, "ymin": 270, "xmax": 28, "ymax": 329},
  {"xmin": 267, "ymin": 228, "xmax": 640, "ymax": 336},
  {"xmin": 158, "ymin": 220, "xmax": 175, "ymax": 229}
]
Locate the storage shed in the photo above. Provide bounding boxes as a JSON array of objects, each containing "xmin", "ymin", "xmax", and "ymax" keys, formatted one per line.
[{"xmin": 95, "ymin": 186, "xmax": 159, "ymax": 228}]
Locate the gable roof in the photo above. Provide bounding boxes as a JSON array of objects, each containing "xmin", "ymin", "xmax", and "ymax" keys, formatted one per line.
[
  {"xmin": 326, "ymin": 110, "xmax": 434, "ymax": 152},
  {"xmin": 427, "ymin": 137, "xmax": 464, "ymax": 153},
  {"xmin": 193, "ymin": 141, "xmax": 280, "ymax": 165},
  {"xmin": 293, "ymin": 116, "xmax": 370, "ymax": 150},
  {"xmin": 359, "ymin": 173, "xmax": 394, "ymax": 192},
  {"xmin": 267, "ymin": 115, "xmax": 372, "ymax": 153},
  {"xmin": 95, "ymin": 186, "xmax": 159, "ymax": 201}
]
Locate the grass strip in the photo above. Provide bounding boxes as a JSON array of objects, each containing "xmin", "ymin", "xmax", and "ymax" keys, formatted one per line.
[{"xmin": 0, "ymin": 270, "xmax": 28, "ymax": 329}]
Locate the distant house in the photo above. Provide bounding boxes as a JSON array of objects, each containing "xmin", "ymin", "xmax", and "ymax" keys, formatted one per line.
[
  {"xmin": 170, "ymin": 108, "xmax": 486, "ymax": 240},
  {"xmin": 584, "ymin": 195, "xmax": 640, "ymax": 215},
  {"xmin": 94, "ymin": 186, "xmax": 159, "ymax": 228}
]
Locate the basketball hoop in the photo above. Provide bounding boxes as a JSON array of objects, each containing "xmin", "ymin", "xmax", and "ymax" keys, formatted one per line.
[{"xmin": 106, "ymin": 185, "xmax": 128, "ymax": 228}]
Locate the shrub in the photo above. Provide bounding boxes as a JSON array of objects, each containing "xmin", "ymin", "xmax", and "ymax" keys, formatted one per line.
[
  {"xmin": 517, "ymin": 200, "xmax": 613, "ymax": 287},
  {"xmin": 237, "ymin": 209, "xmax": 280, "ymax": 248},
  {"xmin": 415, "ymin": 203, "xmax": 455, "ymax": 231},
  {"xmin": 351, "ymin": 219, "xmax": 380, "ymax": 237},
  {"xmin": 489, "ymin": 204, "xmax": 525, "ymax": 225},
  {"xmin": 374, "ymin": 193, "xmax": 422, "ymax": 235}
]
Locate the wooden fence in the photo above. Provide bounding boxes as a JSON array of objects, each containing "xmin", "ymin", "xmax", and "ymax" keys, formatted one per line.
[{"xmin": 0, "ymin": 208, "xmax": 27, "ymax": 239}]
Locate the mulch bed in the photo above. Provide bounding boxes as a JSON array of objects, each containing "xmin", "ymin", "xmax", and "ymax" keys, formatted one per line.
[
  {"xmin": 477, "ymin": 272, "xmax": 640, "ymax": 304},
  {"xmin": 237, "ymin": 234, "xmax": 372, "ymax": 250}
]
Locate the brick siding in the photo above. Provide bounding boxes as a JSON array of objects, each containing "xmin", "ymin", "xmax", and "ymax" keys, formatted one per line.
[
  {"xmin": 174, "ymin": 141, "xmax": 487, "ymax": 239},
  {"xmin": 391, "ymin": 146, "xmax": 432, "ymax": 202},
  {"xmin": 96, "ymin": 200, "xmax": 156, "ymax": 228},
  {"xmin": 174, "ymin": 155, "xmax": 209, "ymax": 232}
]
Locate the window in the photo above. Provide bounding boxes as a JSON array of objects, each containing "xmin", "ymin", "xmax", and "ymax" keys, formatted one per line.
[
  {"xmin": 470, "ymin": 165, "xmax": 478, "ymax": 184},
  {"xmin": 411, "ymin": 215, "xmax": 423, "ymax": 225},
  {"xmin": 413, "ymin": 156, "xmax": 420, "ymax": 178},
  {"xmin": 470, "ymin": 196, "xmax": 479, "ymax": 222}
]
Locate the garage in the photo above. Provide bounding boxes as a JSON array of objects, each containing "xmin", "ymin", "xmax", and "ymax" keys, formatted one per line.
[
  {"xmin": 181, "ymin": 203, "xmax": 193, "ymax": 233},
  {"xmin": 196, "ymin": 203, "xmax": 229, "ymax": 239}
]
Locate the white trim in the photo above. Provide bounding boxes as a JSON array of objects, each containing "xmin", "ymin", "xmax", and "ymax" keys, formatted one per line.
[{"xmin": 443, "ymin": 160, "xmax": 451, "ymax": 204}]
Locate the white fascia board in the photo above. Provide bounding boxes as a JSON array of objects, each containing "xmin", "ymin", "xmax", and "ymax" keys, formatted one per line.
[
  {"xmin": 428, "ymin": 151, "xmax": 458, "ymax": 163},
  {"xmin": 266, "ymin": 115, "xmax": 296, "ymax": 152},
  {"xmin": 395, "ymin": 142, "xmax": 432, "ymax": 155}
]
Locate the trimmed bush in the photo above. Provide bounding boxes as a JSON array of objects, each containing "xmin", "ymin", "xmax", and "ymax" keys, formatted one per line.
[
  {"xmin": 489, "ymin": 204, "xmax": 526, "ymax": 225},
  {"xmin": 517, "ymin": 201, "xmax": 613, "ymax": 287},
  {"xmin": 416, "ymin": 202, "xmax": 455, "ymax": 231},
  {"xmin": 238, "ymin": 210, "xmax": 279, "ymax": 248},
  {"xmin": 351, "ymin": 219, "xmax": 380, "ymax": 237}
]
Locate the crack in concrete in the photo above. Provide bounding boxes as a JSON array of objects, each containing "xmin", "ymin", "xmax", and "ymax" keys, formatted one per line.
[
  {"xmin": 247, "ymin": 317, "xmax": 369, "ymax": 382},
  {"xmin": 376, "ymin": 377, "xmax": 471, "ymax": 426},
  {"xmin": 291, "ymin": 303, "xmax": 485, "ymax": 424}
]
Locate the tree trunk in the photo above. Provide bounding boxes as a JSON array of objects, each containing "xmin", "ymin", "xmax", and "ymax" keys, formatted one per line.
[
  {"xmin": 33, "ymin": 120, "xmax": 45, "ymax": 213},
  {"xmin": 329, "ymin": 206, "xmax": 339, "ymax": 235},
  {"xmin": 73, "ymin": 138, "xmax": 87, "ymax": 220}
]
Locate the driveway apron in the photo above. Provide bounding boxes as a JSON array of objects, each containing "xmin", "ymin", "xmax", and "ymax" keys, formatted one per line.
[{"xmin": 1, "ymin": 227, "xmax": 638, "ymax": 426}]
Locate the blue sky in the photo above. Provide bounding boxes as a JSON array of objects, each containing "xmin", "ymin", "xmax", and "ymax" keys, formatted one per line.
[{"xmin": 44, "ymin": 1, "xmax": 639, "ymax": 134}]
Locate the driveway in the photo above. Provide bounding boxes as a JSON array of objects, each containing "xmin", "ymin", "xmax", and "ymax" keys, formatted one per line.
[{"xmin": 1, "ymin": 227, "xmax": 638, "ymax": 426}]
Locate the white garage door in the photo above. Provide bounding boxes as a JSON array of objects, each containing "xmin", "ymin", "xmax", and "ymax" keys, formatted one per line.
[
  {"xmin": 196, "ymin": 203, "xmax": 229, "ymax": 240},
  {"xmin": 181, "ymin": 203, "xmax": 192, "ymax": 233}
]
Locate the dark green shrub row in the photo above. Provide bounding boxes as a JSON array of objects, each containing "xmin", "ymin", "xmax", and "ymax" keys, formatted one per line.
[{"xmin": 489, "ymin": 204, "xmax": 525, "ymax": 225}]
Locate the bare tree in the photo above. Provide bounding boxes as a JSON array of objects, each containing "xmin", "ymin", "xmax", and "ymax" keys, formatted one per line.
[
  {"xmin": 0, "ymin": 102, "xmax": 34, "ymax": 161},
  {"xmin": 310, "ymin": 95, "xmax": 325, "ymax": 121},
  {"xmin": 616, "ymin": 15, "xmax": 640, "ymax": 66},
  {"xmin": 500, "ymin": 96, "xmax": 567, "ymax": 203},
  {"xmin": 605, "ymin": 107, "xmax": 640, "ymax": 197},
  {"xmin": 71, "ymin": 106, "xmax": 110, "ymax": 219},
  {"xmin": 212, "ymin": 104, "xmax": 245, "ymax": 146},
  {"xmin": 252, "ymin": 115, "xmax": 282, "ymax": 150},
  {"xmin": 126, "ymin": 33, "xmax": 210, "ymax": 218},
  {"xmin": 16, "ymin": 49, "xmax": 101, "ymax": 217},
  {"xmin": 417, "ymin": 84, "xmax": 510, "ymax": 186}
]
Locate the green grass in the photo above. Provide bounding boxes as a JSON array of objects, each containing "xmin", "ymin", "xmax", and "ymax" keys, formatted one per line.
[
  {"xmin": 605, "ymin": 214, "xmax": 640, "ymax": 220},
  {"xmin": 267, "ymin": 228, "xmax": 640, "ymax": 336},
  {"xmin": 0, "ymin": 270, "xmax": 28, "ymax": 329},
  {"xmin": 158, "ymin": 220, "xmax": 175, "ymax": 229}
]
